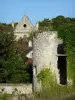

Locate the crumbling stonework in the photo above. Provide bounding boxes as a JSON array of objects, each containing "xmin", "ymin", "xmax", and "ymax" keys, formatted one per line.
[
  {"xmin": 33, "ymin": 31, "xmax": 63, "ymax": 91},
  {"xmin": 12, "ymin": 15, "xmax": 68, "ymax": 92}
]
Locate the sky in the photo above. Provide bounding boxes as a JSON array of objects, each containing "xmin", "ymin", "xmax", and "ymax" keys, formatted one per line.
[{"xmin": 0, "ymin": 0, "xmax": 75, "ymax": 25}]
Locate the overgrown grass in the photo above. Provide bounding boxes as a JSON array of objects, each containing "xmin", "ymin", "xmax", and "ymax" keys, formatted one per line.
[
  {"xmin": 35, "ymin": 84, "xmax": 75, "ymax": 100},
  {"xmin": 0, "ymin": 86, "xmax": 75, "ymax": 100},
  {"xmin": 0, "ymin": 92, "xmax": 13, "ymax": 100},
  {"xmin": 35, "ymin": 68, "xmax": 75, "ymax": 100},
  {"xmin": 0, "ymin": 89, "xmax": 24, "ymax": 100}
]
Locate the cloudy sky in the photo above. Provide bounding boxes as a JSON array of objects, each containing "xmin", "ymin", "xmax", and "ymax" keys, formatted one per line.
[{"xmin": 0, "ymin": 0, "xmax": 75, "ymax": 25}]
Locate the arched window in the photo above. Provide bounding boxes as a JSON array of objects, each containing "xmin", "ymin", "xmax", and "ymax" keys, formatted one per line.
[{"xmin": 57, "ymin": 43, "xmax": 65, "ymax": 54}]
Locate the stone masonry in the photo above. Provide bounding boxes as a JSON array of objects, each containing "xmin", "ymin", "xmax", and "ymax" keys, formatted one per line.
[
  {"xmin": 14, "ymin": 15, "xmax": 36, "ymax": 40},
  {"xmin": 33, "ymin": 31, "xmax": 63, "ymax": 91}
]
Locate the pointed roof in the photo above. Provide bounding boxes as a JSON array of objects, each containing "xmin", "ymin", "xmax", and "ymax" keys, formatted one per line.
[{"xmin": 14, "ymin": 15, "xmax": 35, "ymax": 33}]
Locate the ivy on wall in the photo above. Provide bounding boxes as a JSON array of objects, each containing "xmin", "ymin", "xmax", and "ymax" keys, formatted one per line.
[{"xmin": 38, "ymin": 16, "xmax": 75, "ymax": 84}]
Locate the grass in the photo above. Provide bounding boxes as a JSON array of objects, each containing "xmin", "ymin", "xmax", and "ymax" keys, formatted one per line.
[
  {"xmin": 35, "ymin": 84, "xmax": 75, "ymax": 100},
  {"xmin": 0, "ymin": 92, "xmax": 13, "ymax": 100},
  {"xmin": 0, "ymin": 84, "xmax": 75, "ymax": 100}
]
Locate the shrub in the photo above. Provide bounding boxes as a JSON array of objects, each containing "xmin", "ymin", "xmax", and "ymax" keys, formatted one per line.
[{"xmin": 37, "ymin": 68, "xmax": 55, "ymax": 88}]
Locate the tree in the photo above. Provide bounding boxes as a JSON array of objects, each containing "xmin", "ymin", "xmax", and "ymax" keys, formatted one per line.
[
  {"xmin": 0, "ymin": 23, "xmax": 31, "ymax": 83},
  {"xmin": 39, "ymin": 18, "xmax": 53, "ymax": 31},
  {"xmin": 52, "ymin": 16, "xmax": 75, "ymax": 83},
  {"xmin": 0, "ymin": 30, "xmax": 15, "ymax": 59}
]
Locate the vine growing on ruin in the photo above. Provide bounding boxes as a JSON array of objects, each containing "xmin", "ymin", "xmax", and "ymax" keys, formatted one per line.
[{"xmin": 39, "ymin": 16, "xmax": 75, "ymax": 84}]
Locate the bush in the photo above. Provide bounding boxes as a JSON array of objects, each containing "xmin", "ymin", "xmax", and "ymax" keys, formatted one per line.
[{"xmin": 37, "ymin": 68, "xmax": 55, "ymax": 88}]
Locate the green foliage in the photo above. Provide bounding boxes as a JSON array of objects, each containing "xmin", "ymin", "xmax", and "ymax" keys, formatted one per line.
[
  {"xmin": 28, "ymin": 32, "xmax": 34, "ymax": 41},
  {"xmin": 0, "ymin": 30, "xmax": 15, "ymax": 59},
  {"xmin": 16, "ymin": 36, "xmax": 28, "ymax": 55},
  {"xmin": 0, "ymin": 23, "xmax": 32, "ymax": 83},
  {"xmin": 39, "ymin": 18, "xmax": 53, "ymax": 31},
  {"xmin": 0, "ymin": 92, "xmax": 13, "ymax": 100},
  {"xmin": 6, "ymin": 55, "xmax": 30, "ymax": 83},
  {"xmin": 39, "ymin": 15, "xmax": 75, "ymax": 84},
  {"xmin": 28, "ymin": 31, "xmax": 39, "ymax": 41},
  {"xmin": 52, "ymin": 16, "xmax": 75, "ymax": 83},
  {"xmin": 36, "ymin": 85, "xmax": 75, "ymax": 100},
  {"xmin": 37, "ymin": 68, "xmax": 55, "ymax": 88},
  {"xmin": 0, "ymin": 90, "xmax": 25, "ymax": 100},
  {"xmin": 0, "ymin": 54, "xmax": 31, "ymax": 83},
  {"xmin": 0, "ymin": 22, "xmax": 13, "ymax": 33},
  {"xmin": 65, "ymin": 26, "xmax": 75, "ymax": 82}
]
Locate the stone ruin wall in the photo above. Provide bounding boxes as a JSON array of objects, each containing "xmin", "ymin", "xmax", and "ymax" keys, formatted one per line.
[
  {"xmin": 0, "ymin": 84, "xmax": 32, "ymax": 94},
  {"xmin": 33, "ymin": 31, "xmax": 63, "ymax": 83}
]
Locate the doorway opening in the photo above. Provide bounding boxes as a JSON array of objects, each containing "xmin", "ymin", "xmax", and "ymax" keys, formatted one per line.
[
  {"xmin": 58, "ymin": 56, "xmax": 67, "ymax": 85},
  {"xmin": 57, "ymin": 43, "xmax": 67, "ymax": 85}
]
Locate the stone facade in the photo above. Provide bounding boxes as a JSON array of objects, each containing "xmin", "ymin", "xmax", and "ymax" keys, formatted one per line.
[{"xmin": 14, "ymin": 15, "xmax": 36, "ymax": 40}]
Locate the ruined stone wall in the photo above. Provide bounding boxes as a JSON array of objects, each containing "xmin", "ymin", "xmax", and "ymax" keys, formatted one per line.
[
  {"xmin": 0, "ymin": 84, "xmax": 32, "ymax": 94},
  {"xmin": 33, "ymin": 31, "xmax": 57, "ymax": 72},
  {"xmin": 33, "ymin": 31, "xmax": 63, "ymax": 87}
]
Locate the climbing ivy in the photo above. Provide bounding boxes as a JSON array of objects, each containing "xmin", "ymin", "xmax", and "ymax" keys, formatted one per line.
[
  {"xmin": 52, "ymin": 16, "xmax": 75, "ymax": 83},
  {"xmin": 38, "ymin": 16, "xmax": 75, "ymax": 84}
]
